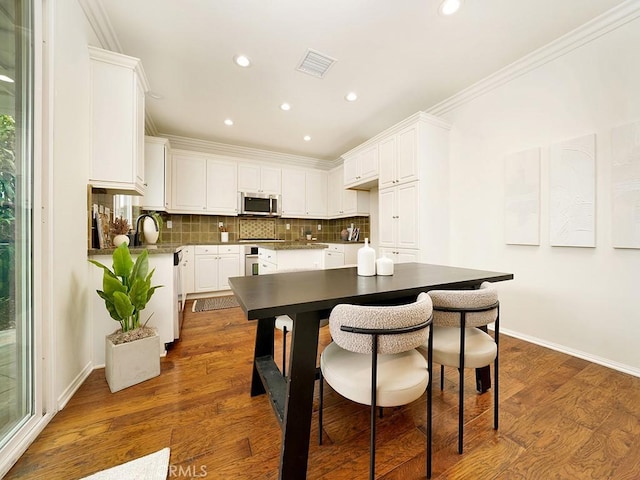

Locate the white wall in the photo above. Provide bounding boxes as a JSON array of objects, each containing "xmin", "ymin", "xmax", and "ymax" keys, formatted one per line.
[
  {"xmin": 51, "ymin": 0, "xmax": 96, "ymax": 407},
  {"xmin": 439, "ymin": 14, "xmax": 640, "ymax": 374}
]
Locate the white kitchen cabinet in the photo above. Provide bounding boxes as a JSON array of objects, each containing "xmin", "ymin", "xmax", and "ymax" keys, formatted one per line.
[
  {"xmin": 378, "ymin": 247, "xmax": 420, "ymax": 264},
  {"xmin": 323, "ymin": 243, "xmax": 360, "ymax": 267},
  {"xmin": 281, "ymin": 168, "xmax": 327, "ymax": 218},
  {"xmin": 88, "ymin": 46, "xmax": 148, "ymax": 195},
  {"xmin": 258, "ymin": 247, "xmax": 324, "ymax": 273},
  {"xmin": 194, "ymin": 245, "xmax": 240, "ymax": 292},
  {"xmin": 238, "ymin": 163, "xmax": 281, "ymax": 194},
  {"xmin": 328, "ymin": 165, "xmax": 370, "ymax": 218},
  {"xmin": 323, "ymin": 249, "xmax": 344, "ymax": 268},
  {"xmin": 142, "ymin": 136, "xmax": 171, "ymax": 211},
  {"xmin": 379, "ymin": 124, "xmax": 420, "ymax": 189},
  {"xmin": 379, "ymin": 182, "xmax": 420, "ymax": 251},
  {"xmin": 171, "ymin": 150, "xmax": 238, "ymax": 215},
  {"xmin": 343, "ymin": 143, "xmax": 378, "ymax": 189},
  {"xmin": 180, "ymin": 245, "xmax": 195, "ymax": 295}
]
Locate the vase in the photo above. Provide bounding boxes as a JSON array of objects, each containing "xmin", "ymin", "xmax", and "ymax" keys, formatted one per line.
[
  {"xmin": 143, "ymin": 216, "xmax": 159, "ymax": 244},
  {"xmin": 112, "ymin": 234, "xmax": 129, "ymax": 247}
]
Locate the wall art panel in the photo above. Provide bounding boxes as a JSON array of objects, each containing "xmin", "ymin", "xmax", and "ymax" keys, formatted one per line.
[
  {"xmin": 611, "ymin": 120, "xmax": 640, "ymax": 249},
  {"xmin": 549, "ymin": 134, "xmax": 596, "ymax": 247}
]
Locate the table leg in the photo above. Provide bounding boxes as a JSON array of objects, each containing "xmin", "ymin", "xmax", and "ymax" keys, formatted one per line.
[
  {"xmin": 251, "ymin": 316, "xmax": 275, "ymax": 397},
  {"xmin": 279, "ymin": 311, "xmax": 321, "ymax": 479}
]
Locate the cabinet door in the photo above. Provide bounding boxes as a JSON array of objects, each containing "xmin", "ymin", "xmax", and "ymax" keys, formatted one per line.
[
  {"xmin": 343, "ymin": 155, "xmax": 359, "ymax": 185},
  {"xmin": 237, "ymin": 164, "xmax": 261, "ymax": 192},
  {"xmin": 324, "ymin": 250, "xmax": 344, "ymax": 269},
  {"xmin": 396, "ymin": 182, "xmax": 419, "ymax": 249},
  {"xmin": 379, "ymin": 247, "xmax": 419, "ymax": 264},
  {"xmin": 181, "ymin": 246, "xmax": 195, "ymax": 294},
  {"xmin": 378, "ymin": 187, "xmax": 396, "ymax": 248},
  {"xmin": 327, "ymin": 167, "xmax": 342, "ymax": 217},
  {"xmin": 281, "ymin": 169, "xmax": 306, "ymax": 217},
  {"xmin": 359, "ymin": 144, "xmax": 379, "ymax": 181},
  {"xmin": 218, "ymin": 254, "xmax": 240, "ymax": 290},
  {"xmin": 305, "ymin": 171, "xmax": 327, "ymax": 217},
  {"xmin": 172, "ymin": 153, "xmax": 207, "ymax": 212},
  {"xmin": 206, "ymin": 158, "xmax": 238, "ymax": 214},
  {"xmin": 142, "ymin": 137, "xmax": 168, "ymax": 210},
  {"xmin": 135, "ymin": 77, "xmax": 145, "ymax": 189},
  {"xmin": 378, "ymin": 135, "xmax": 396, "ymax": 189},
  {"xmin": 194, "ymin": 254, "xmax": 219, "ymax": 292},
  {"xmin": 260, "ymin": 166, "xmax": 282, "ymax": 194},
  {"xmin": 397, "ymin": 125, "xmax": 419, "ymax": 185}
]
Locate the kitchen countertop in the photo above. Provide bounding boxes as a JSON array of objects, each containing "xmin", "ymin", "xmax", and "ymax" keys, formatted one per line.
[{"xmin": 87, "ymin": 239, "xmax": 365, "ymax": 256}]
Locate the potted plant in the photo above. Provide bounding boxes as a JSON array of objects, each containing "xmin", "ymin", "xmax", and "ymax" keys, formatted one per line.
[
  {"xmin": 110, "ymin": 216, "xmax": 130, "ymax": 247},
  {"xmin": 89, "ymin": 243, "xmax": 163, "ymax": 392}
]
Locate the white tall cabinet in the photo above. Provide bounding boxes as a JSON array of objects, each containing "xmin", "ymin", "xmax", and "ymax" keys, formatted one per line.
[{"xmin": 88, "ymin": 46, "xmax": 148, "ymax": 195}]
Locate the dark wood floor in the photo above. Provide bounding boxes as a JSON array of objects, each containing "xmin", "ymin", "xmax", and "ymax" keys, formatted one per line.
[{"xmin": 6, "ymin": 300, "xmax": 640, "ymax": 479}]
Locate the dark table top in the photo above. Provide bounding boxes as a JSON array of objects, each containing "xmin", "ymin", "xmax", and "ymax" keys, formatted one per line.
[{"xmin": 229, "ymin": 262, "xmax": 514, "ymax": 320}]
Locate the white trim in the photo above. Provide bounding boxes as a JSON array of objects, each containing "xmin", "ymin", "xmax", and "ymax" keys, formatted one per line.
[
  {"xmin": 426, "ymin": 0, "xmax": 640, "ymax": 117},
  {"xmin": 501, "ymin": 328, "xmax": 640, "ymax": 379},
  {"xmin": 56, "ymin": 362, "xmax": 93, "ymax": 410},
  {"xmin": 164, "ymin": 133, "xmax": 336, "ymax": 170},
  {"xmin": 77, "ymin": 0, "xmax": 121, "ymax": 52}
]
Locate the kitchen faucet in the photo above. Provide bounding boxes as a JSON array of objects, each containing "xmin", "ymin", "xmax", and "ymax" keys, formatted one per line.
[{"xmin": 134, "ymin": 214, "xmax": 158, "ymax": 246}]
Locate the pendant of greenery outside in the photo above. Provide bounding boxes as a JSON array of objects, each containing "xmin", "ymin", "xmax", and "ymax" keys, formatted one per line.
[{"xmin": 89, "ymin": 243, "xmax": 162, "ymax": 333}]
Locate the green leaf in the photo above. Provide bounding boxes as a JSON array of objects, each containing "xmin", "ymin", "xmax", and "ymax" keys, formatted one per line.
[
  {"xmin": 130, "ymin": 249, "xmax": 149, "ymax": 283},
  {"xmin": 112, "ymin": 291, "xmax": 134, "ymax": 322},
  {"xmin": 129, "ymin": 276, "xmax": 150, "ymax": 311},
  {"xmin": 112, "ymin": 243, "xmax": 134, "ymax": 278}
]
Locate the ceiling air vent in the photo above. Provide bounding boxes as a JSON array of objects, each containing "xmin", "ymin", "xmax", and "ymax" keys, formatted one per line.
[{"xmin": 296, "ymin": 49, "xmax": 336, "ymax": 79}]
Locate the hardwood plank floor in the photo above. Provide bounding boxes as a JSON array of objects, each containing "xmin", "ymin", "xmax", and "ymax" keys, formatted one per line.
[{"xmin": 5, "ymin": 300, "xmax": 640, "ymax": 479}]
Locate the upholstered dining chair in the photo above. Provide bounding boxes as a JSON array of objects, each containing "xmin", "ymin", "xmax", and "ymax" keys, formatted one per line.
[
  {"xmin": 319, "ymin": 293, "xmax": 434, "ymax": 480},
  {"xmin": 418, "ymin": 281, "xmax": 499, "ymax": 454}
]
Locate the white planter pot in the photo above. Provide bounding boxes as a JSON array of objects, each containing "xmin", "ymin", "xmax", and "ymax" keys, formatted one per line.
[
  {"xmin": 105, "ymin": 332, "xmax": 161, "ymax": 393},
  {"xmin": 143, "ymin": 216, "xmax": 159, "ymax": 244}
]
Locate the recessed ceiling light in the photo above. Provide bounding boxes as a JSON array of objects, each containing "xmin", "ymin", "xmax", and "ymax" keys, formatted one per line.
[
  {"xmin": 233, "ymin": 55, "xmax": 251, "ymax": 68},
  {"xmin": 0, "ymin": 75, "xmax": 14, "ymax": 83},
  {"xmin": 280, "ymin": 103, "xmax": 291, "ymax": 111},
  {"xmin": 345, "ymin": 92, "xmax": 358, "ymax": 102},
  {"xmin": 439, "ymin": 0, "xmax": 462, "ymax": 16},
  {"xmin": 303, "ymin": 135, "xmax": 311, "ymax": 142},
  {"xmin": 224, "ymin": 119, "xmax": 234, "ymax": 126}
]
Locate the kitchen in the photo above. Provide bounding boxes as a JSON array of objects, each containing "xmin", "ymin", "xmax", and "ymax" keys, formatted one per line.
[{"xmin": 2, "ymin": 0, "xmax": 640, "ymax": 478}]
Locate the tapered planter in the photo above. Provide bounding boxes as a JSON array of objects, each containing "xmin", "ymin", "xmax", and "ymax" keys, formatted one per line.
[{"xmin": 105, "ymin": 332, "xmax": 161, "ymax": 393}]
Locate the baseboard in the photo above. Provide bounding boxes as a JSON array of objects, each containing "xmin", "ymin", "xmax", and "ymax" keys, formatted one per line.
[
  {"xmin": 57, "ymin": 361, "xmax": 93, "ymax": 410},
  {"xmin": 500, "ymin": 328, "xmax": 640, "ymax": 379}
]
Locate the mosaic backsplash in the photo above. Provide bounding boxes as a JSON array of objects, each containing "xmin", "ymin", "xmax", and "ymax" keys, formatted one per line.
[{"xmin": 239, "ymin": 219, "xmax": 277, "ymax": 239}]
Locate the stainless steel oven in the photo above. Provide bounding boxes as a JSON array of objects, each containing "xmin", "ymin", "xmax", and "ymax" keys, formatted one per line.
[{"xmin": 244, "ymin": 245, "xmax": 259, "ymax": 276}]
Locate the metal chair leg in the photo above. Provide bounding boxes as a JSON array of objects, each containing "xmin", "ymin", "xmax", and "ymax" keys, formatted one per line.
[
  {"xmin": 319, "ymin": 367, "xmax": 324, "ymax": 445},
  {"xmin": 281, "ymin": 326, "xmax": 288, "ymax": 377}
]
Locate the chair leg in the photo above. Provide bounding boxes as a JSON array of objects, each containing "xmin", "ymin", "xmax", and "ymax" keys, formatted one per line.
[
  {"xmin": 281, "ymin": 326, "xmax": 288, "ymax": 377},
  {"xmin": 458, "ymin": 313, "xmax": 466, "ymax": 455},
  {"xmin": 427, "ymin": 321, "xmax": 433, "ymax": 479},
  {"xmin": 440, "ymin": 364, "xmax": 444, "ymax": 390}
]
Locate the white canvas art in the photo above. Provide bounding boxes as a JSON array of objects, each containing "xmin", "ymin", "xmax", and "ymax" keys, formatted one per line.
[
  {"xmin": 549, "ymin": 134, "xmax": 596, "ymax": 247},
  {"xmin": 504, "ymin": 148, "xmax": 540, "ymax": 245},
  {"xmin": 611, "ymin": 120, "xmax": 640, "ymax": 249}
]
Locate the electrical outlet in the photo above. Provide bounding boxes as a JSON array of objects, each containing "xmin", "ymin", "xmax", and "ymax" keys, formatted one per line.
[
  {"xmin": 317, "ymin": 224, "xmax": 321, "ymax": 231},
  {"xmin": 166, "ymin": 220, "xmax": 172, "ymax": 229},
  {"xmin": 286, "ymin": 223, "xmax": 290, "ymax": 230},
  {"xmin": 218, "ymin": 222, "xmax": 224, "ymax": 227}
]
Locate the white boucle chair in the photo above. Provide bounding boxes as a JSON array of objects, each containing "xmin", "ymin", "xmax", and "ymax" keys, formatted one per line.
[
  {"xmin": 319, "ymin": 293, "xmax": 434, "ymax": 480},
  {"xmin": 417, "ymin": 281, "xmax": 499, "ymax": 454}
]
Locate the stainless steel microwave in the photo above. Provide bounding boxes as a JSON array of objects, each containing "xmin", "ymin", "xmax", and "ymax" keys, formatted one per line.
[{"xmin": 238, "ymin": 192, "xmax": 282, "ymax": 216}]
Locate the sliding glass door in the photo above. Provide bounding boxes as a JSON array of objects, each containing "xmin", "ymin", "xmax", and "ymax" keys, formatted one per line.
[{"xmin": 0, "ymin": 0, "xmax": 35, "ymax": 455}]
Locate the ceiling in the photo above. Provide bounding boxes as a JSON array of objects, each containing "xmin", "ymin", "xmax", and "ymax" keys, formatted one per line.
[{"xmin": 95, "ymin": 0, "xmax": 626, "ymax": 162}]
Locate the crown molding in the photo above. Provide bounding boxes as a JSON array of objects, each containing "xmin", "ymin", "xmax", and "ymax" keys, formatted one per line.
[
  {"xmin": 162, "ymin": 134, "xmax": 337, "ymax": 170},
  {"xmin": 78, "ymin": 0, "xmax": 121, "ymax": 52},
  {"xmin": 426, "ymin": 0, "xmax": 640, "ymax": 117}
]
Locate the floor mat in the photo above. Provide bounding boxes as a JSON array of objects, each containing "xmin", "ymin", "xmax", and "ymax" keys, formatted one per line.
[{"xmin": 192, "ymin": 295, "xmax": 239, "ymax": 312}]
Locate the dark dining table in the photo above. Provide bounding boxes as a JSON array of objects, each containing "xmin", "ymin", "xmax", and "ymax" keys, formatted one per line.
[{"xmin": 229, "ymin": 262, "xmax": 514, "ymax": 479}]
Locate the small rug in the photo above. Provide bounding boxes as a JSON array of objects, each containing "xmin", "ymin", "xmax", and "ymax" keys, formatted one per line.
[
  {"xmin": 80, "ymin": 447, "xmax": 170, "ymax": 480},
  {"xmin": 192, "ymin": 295, "xmax": 239, "ymax": 312}
]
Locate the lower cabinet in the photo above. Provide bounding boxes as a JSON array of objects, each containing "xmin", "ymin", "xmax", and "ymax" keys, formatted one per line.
[
  {"xmin": 378, "ymin": 247, "xmax": 419, "ymax": 264},
  {"xmin": 323, "ymin": 243, "xmax": 360, "ymax": 267},
  {"xmin": 258, "ymin": 247, "xmax": 324, "ymax": 273},
  {"xmin": 194, "ymin": 245, "xmax": 240, "ymax": 292}
]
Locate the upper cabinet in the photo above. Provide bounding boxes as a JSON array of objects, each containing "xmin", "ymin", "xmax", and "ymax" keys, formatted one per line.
[
  {"xmin": 237, "ymin": 164, "xmax": 282, "ymax": 194},
  {"xmin": 328, "ymin": 165, "xmax": 369, "ymax": 218},
  {"xmin": 281, "ymin": 168, "xmax": 327, "ymax": 218},
  {"xmin": 171, "ymin": 150, "xmax": 238, "ymax": 215},
  {"xmin": 378, "ymin": 124, "xmax": 420, "ymax": 189},
  {"xmin": 142, "ymin": 136, "xmax": 170, "ymax": 211},
  {"xmin": 343, "ymin": 143, "xmax": 379, "ymax": 189},
  {"xmin": 88, "ymin": 46, "xmax": 148, "ymax": 195}
]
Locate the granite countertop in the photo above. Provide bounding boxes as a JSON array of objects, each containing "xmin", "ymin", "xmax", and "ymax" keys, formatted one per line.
[{"xmin": 258, "ymin": 242, "xmax": 329, "ymax": 250}]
